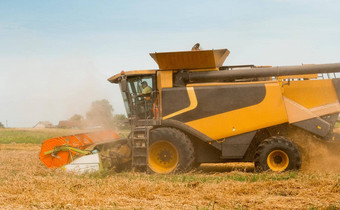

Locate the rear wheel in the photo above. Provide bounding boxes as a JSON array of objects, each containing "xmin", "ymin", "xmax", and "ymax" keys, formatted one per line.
[
  {"xmin": 254, "ymin": 136, "xmax": 301, "ymax": 172},
  {"xmin": 148, "ymin": 127, "xmax": 195, "ymax": 174}
]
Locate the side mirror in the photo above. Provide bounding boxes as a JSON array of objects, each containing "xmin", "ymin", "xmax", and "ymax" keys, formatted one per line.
[{"xmin": 121, "ymin": 77, "xmax": 128, "ymax": 92}]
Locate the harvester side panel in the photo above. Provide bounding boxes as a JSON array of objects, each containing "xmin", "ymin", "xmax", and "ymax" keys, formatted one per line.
[
  {"xmin": 283, "ymin": 79, "xmax": 339, "ymax": 109},
  {"xmin": 161, "ymin": 82, "xmax": 288, "ymax": 140},
  {"xmin": 281, "ymin": 78, "xmax": 340, "ymax": 137},
  {"xmin": 162, "ymin": 84, "xmax": 266, "ymax": 121}
]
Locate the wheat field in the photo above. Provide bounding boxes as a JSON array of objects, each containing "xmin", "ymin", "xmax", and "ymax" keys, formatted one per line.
[
  {"xmin": 0, "ymin": 128, "xmax": 339, "ymax": 209},
  {"xmin": 0, "ymin": 143, "xmax": 339, "ymax": 209}
]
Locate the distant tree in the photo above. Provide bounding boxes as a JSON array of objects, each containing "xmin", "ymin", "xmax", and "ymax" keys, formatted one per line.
[
  {"xmin": 113, "ymin": 114, "xmax": 127, "ymax": 122},
  {"xmin": 70, "ymin": 114, "xmax": 83, "ymax": 121},
  {"xmin": 86, "ymin": 99, "xmax": 114, "ymax": 128},
  {"xmin": 0, "ymin": 122, "xmax": 4, "ymax": 128}
]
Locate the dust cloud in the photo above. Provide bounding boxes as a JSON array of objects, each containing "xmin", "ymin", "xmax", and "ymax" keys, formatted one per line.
[
  {"xmin": 1, "ymin": 55, "xmax": 124, "ymax": 127},
  {"xmin": 288, "ymin": 127, "xmax": 340, "ymax": 173}
]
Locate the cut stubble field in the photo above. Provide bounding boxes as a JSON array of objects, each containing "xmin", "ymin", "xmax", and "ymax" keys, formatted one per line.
[{"xmin": 0, "ymin": 129, "xmax": 339, "ymax": 209}]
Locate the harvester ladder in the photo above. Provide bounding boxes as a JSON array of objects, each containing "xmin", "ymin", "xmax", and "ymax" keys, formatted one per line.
[{"xmin": 131, "ymin": 126, "xmax": 151, "ymax": 171}]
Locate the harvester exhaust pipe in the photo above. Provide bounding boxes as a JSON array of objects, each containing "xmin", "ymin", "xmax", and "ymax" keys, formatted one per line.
[{"xmin": 175, "ymin": 63, "xmax": 340, "ymax": 84}]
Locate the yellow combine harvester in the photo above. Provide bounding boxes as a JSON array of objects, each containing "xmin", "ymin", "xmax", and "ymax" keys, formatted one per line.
[{"xmin": 40, "ymin": 47, "xmax": 340, "ymax": 174}]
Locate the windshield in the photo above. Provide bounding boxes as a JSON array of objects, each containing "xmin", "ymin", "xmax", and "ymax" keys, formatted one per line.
[
  {"xmin": 119, "ymin": 75, "xmax": 155, "ymax": 119},
  {"xmin": 128, "ymin": 77, "xmax": 153, "ymax": 96}
]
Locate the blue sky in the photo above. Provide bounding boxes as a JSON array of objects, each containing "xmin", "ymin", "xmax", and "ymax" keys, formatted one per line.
[{"xmin": 1, "ymin": 0, "xmax": 340, "ymax": 127}]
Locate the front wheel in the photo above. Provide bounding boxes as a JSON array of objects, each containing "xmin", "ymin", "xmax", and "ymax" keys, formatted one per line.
[
  {"xmin": 148, "ymin": 127, "xmax": 195, "ymax": 174},
  {"xmin": 254, "ymin": 136, "xmax": 301, "ymax": 172}
]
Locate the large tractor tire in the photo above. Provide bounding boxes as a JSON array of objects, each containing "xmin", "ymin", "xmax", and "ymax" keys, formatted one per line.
[
  {"xmin": 148, "ymin": 127, "xmax": 195, "ymax": 174},
  {"xmin": 254, "ymin": 136, "xmax": 301, "ymax": 172}
]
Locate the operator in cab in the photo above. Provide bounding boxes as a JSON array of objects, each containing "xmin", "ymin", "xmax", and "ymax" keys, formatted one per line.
[{"xmin": 141, "ymin": 81, "xmax": 152, "ymax": 95}]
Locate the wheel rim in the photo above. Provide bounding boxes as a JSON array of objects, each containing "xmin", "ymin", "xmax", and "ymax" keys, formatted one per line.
[
  {"xmin": 148, "ymin": 140, "xmax": 179, "ymax": 174},
  {"xmin": 266, "ymin": 150, "xmax": 289, "ymax": 172}
]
